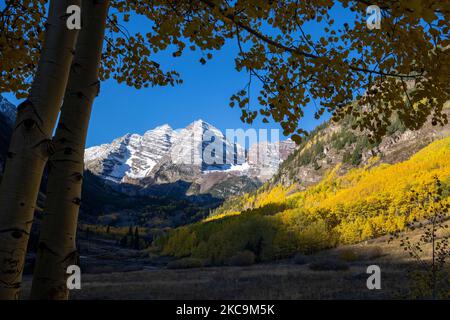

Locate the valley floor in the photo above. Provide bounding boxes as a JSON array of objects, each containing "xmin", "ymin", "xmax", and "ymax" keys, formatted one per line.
[
  {"xmin": 23, "ymin": 261, "xmax": 407, "ymax": 300},
  {"xmin": 21, "ymin": 231, "xmax": 440, "ymax": 300}
]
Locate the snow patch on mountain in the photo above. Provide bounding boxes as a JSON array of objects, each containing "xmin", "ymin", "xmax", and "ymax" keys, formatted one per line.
[
  {"xmin": 204, "ymin": 162, "xmax": 250, "ymax": 174},
  {"xmin": 85, "ymin": 124, "xmax": 177, "ymax": 183},
  {"xmin": 85, "ymin": 119, "xmax": 296, "ymax": 185},
  {"xmin": 0, "ymin": 95, "xmax": 16, "ymax": 125}
]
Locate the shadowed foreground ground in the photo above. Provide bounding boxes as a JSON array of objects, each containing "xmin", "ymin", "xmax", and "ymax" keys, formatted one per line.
[
  {"xmin": 21, "ymin": 233, "xmax": 431, "ymax": 300},
  {"xmin": 23, "ymin": 262, "xmax": 409, "ymax": 300}
]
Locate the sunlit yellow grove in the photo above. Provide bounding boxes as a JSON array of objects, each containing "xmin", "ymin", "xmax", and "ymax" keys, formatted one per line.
[{"xmin": 156, "ymin": 137, "xmax": 450, "ymax": 263}]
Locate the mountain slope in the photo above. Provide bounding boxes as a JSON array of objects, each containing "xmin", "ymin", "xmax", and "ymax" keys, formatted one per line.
[
  {"xmin": 214, "ymin": 108, "xmax": 450, "ymax": 217},
  {"xmin": 80, "ymin": 171, "xmax": 220, "ymax": 228},
  {"xmin": 156, "ymin": 136, "xmax": 450, "ymax": 263},
  {"xmin": 85, "ymin": 124, "xmax": 177, "ymax": 183},
  {"xmin": 85, "ymin": 119, "xmax": 296, "ymax": 199},
  {"xmin": 271, "ymin": 109, "xmax": 450, "ymax": 191}
]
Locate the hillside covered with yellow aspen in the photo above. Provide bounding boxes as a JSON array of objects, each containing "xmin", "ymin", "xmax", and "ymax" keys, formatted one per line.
[{"xmin": 155, "ymin": 137, "xmax": 450, "ymax": 264}]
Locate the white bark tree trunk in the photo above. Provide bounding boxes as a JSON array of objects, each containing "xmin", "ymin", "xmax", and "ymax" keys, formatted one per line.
[
  {"xmin": 0, "ymin": 0, "xmax": 81, "ymax": 300},
  {"xmin": 30, "ymin": 0, "xmax": 110, "ymax": 300}
]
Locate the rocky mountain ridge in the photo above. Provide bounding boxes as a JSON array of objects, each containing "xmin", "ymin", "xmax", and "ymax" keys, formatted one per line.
[
  {"xmin": 85, "ymin": 119, "xmax": 296, "ymax": 198},
  {"xmin": 269, "ymin": 106, "xmax": 450, "ymax": 192}
]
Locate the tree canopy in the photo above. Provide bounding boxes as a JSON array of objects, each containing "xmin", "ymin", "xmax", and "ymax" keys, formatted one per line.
[{"xmin": 2, "ymin": 0, "xmax": 449, "ymax": 142}]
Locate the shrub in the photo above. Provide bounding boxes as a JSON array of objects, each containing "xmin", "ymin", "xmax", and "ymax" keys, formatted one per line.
[
  {"xmin": 226, "ymin": 251, "xmax": 256, "ymax": 266},
  {"xmin": 331, "ymin": 131, "xmax": 358, "ymax": 150},
  {"xmin": 309, "ymin": 259, "xmax": 350, "ymax": 271},
  {"xmin": 387, "ymin": 118, "xmax": 407, "ymax": 136},
  {"xmin": 361, "ymin": 246, "xmax": 383, "ymax": 260},
  {"xmin": 339, "ymin": 249, "xmax": 360, "ymax": 262},
  {"xmin": 293, "ymin": 254, "xmax": 309, "ymax": 265},
  {"xmin": 342, "ymin": 145, "xmax": 362, "ymax": 166},
  {"xmin": 166, "ymin": 258, "xmax": 205, "ymax": 269},
  {"xmin": 339, "ymin": 247, "xmax": 384, "ymax": 262},
  {"xmin": 147, "ymin": 252, "xmax": 160, "ymax": 262}
]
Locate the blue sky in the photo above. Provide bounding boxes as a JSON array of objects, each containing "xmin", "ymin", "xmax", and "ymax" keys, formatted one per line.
[
  {"xmin": 5, "ymin": 38, "xmax": 317, "ymax": 148},
  {"xmin": 2, "ymin": 3, "xmax": 359, "ymax": 147}
]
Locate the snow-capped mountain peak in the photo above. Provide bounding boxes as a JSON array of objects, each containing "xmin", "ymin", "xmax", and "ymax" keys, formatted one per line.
[
  {"xmin": 85, "ymin": 124, "xmax": 177, "ymax": 182},
  {"xmin": 85, "ymin": 119, "xmax": 296, "ymax": 185},
  {"xmin": 0, "ymin": 95, "xmax": 16, "ymax": 125}
]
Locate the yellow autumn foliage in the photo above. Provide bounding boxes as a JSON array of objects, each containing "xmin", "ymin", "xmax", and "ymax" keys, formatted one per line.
[{"xmin": 156, "ymin": 137, "xmax": 450, "ymax": 263}]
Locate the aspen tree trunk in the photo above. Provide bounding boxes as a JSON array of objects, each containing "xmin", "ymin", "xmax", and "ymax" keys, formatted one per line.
[
  {"xmin": 30, "ymin": 0, "xmax": 110, "ymax": 300},
  {"xmin": 0, "ymin": 0, "xmax": 81, "ymax": 300}
]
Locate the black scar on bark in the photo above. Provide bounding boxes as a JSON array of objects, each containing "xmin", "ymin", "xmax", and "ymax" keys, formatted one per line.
[
  {"xmin": 72, "ymin": 198, "xmax": 82, "ymax": 206},
  {"xmin": 71, "ymin": 172, "xmax": 83, "ymax": 182},
  {"xmin": 0, "ymin": 228, "xmax": 30, "ymax": 239}
]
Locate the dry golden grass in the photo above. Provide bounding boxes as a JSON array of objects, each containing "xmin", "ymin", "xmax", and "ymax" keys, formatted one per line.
[{"xmin": 20, "ymin": 225, "xmax": 448, "ymax": 300}]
